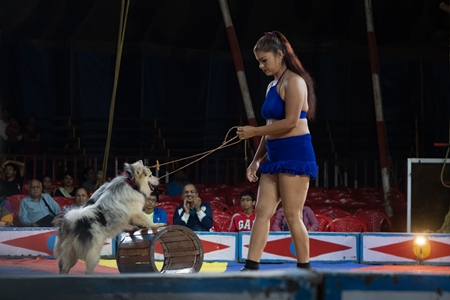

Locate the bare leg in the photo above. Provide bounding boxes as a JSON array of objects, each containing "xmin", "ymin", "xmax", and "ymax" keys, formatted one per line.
[
  {"xmin": 279, "ymin": 174, "xmax": 310, "ymax": 263},
  {"xmin": 246, "ymin": 174, "xmax": 280, "ymax": 263}
]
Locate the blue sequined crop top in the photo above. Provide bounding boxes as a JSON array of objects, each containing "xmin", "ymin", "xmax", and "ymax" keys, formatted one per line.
[{"xmin": 261, "ymin": 71, "xmax": 307, "ymax": 120}]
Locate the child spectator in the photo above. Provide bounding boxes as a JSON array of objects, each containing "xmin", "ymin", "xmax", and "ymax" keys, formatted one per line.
[
  {"xmin": 228, "ymin": 190, "xmax": 256, "ymax": 232},
  {"xmin": 143, "ymin": 191, "xmax": 167, "ymax": 225}
]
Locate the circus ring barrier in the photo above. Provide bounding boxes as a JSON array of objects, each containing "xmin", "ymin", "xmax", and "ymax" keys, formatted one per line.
[
  {"xmin": 2, "ymin": 228, "xmax": 450, "ymax": 265},
  {"xmin": 117, "ymin": 225, "xmax": 204, "ymax": 273}
]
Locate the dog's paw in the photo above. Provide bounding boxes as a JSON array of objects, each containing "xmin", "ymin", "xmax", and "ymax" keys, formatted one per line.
[
  {"xmin": 154, "ymin": 223, "xmax": 166, "ymax": 228},
  {"xmin": 123, "ymin": 225, "xmax": 140, "ymax": 232}
]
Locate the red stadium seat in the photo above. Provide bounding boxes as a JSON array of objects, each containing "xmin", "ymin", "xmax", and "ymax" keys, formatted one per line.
[
  {"xmin": 7, "ymin": 194, "xmax": 27, "ymax": 226},
  {"xmin": 212, "ymin": 213, "xmax": 232, "ymax": 232},
  {"xmin": 21, "ymin": 183, "xmax": 29, "ymax": 195},
  {"xmin": 166, "ymin": 211, "xmax": 174, "ymax": 226},
  {"xmin": 209, "ymin": 200, "xmax": 228, "ymax": 212},
  {"xmin": 332, "ymin": 216, "xmax": 368, "ymax": 232},
  {"xmin": 315, "ymin": 214, "xmax": 335, "ymax": 232},
  {"xmin": 158, "ymin": 194, "xmax": 172, "ymax": 202},
  {"xmin": 322, "ymin": 208, "xmax": 351, "ymax": 220},
  {"xmin": 354, "ymin": 209, "xmax": 394, "ymax": 232},
  {"xmin": 200, "ymin": 194, "xmax": 227, "ymax": 203},
  {"xmin": 226, "ymin": 205, "xmax": 242, "ymax": 216},
  {"xmin": 158, "ymin": 206, "xmax": 177, "ymax": 214},
  {"xmin": 52, "ymin": 196, "xmax": 75, "ymax": 209},
  {"xmin": 157, "ymin": 201, "xmax": 179, "ymax": 208},
  {"xmin": 171, "ymin": 194, "xmax": 183, "ymax": 204}
]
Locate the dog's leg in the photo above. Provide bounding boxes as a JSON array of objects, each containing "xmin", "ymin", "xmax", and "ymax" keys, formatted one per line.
[
  {"xmin": 129, "ymin": 213, "xmax": 163, "ymax": 229},
  {"xmin": 59, "ymin": 250, "xmax": 78, "ymax": 274},
  {"xmin": 84, "ymin": 241, "xmax": 104, "ymax": 274}
]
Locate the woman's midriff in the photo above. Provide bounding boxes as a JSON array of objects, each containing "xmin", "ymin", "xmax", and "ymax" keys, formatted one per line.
[{"xmin": 266, "ymin": 118, "xmax": 309, "ymax": 140}]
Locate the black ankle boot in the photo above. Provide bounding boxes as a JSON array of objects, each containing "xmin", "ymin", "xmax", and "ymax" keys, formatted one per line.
[
  {"xmin": 240, "ymin": 259, "xmax": 260, "ymax": 271},
  {"xmin": 297, "ymin": 262, "xmax": 311, "ymax": 269},
  {"xmin": 239, "ymin": 267, "xmax": 258, "ymax": 272}
]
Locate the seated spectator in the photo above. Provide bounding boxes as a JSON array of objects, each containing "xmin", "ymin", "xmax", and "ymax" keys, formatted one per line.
[
  {"xmin": 24, "ymin": 114, "xmax": 44, "ymax": 155},
  {"xmin": 64, "ymin": 187, "xmax": 89, "ymax": 210},
  {"xmin": 54, "ymin": 171, "xmax": 77, "ymax": 198},
  {"xmin": 5, "ymin": 115, "xmax": 23, "ymax": 154},
  {"xmin": 143, "ymin": 191, "xmax": 167, "ymax": 225},
  {"xmin": 41, "ymin": 175, "xmax": 54, "ymax": 196},
  {"xmin": 173, "ymin": 183, "xmax": 213, "ymax": 231},
  {"xmin": 81, "ymin": 167, "xmax": 100, "ymax": 193},
  {"xmin": 0, "ymin": 195, "xmax": 13, "ymax": 227},
  {"xmin": 272, "ymin": 206, "xmax": 320, "ymax": 232},
  {"xmin": 166, "ymin": 170, "xmax": 190, "ymax": 196},
  {"xmin": 19, "ymin": 179, "xmax": 61, "ymax": 227},
  {"xmin": 228, "ymin": 190, "xmax": 256, "ymax": 232},
  {"xmin": 1, "ymin": 160, "xmax": 25, "ymax": 196}
]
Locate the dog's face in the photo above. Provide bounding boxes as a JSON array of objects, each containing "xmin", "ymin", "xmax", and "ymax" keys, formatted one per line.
[{"xmin": 126, "ymin": 160, "xmax": 159, "ymax": 198}]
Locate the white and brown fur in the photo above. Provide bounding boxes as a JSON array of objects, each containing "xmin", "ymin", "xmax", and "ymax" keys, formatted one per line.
[{"xmin": 53, "ymin": 160, "xmax": 163, "ymax": 274}]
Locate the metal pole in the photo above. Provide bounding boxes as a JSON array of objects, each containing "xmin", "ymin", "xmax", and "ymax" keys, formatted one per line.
[
  {"xmin": 218, "ymin": 0, "xmax": 260, "ymax": 149},
  {"xmin": 364, "ymin": 0, "xmax": 393, "ymax": 217}
]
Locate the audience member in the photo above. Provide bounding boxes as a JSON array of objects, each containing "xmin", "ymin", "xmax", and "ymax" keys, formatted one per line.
[
  {"xmin": 81, "ymin": 167, "xmax": 100, "ymax": 192},
  {"xmin": 228, "ymin": 190, "xmax": 256, "ymax": 232},
  {"xmin": 64, "ymin": 187, "xmax": 89, "ymax": 210},
  {"xmin": 24, "ymin": 114, "xmax": 44, "ymax": 154},
  {"xmin": 143, "ymin": 191, "xmax": 167, "ymax": 225},
  {"xmin": 41, "ymin": 175, "xmax": 54, "ymax": 196},
  {"xmin": 173, "ymin": 183, "xmax": 213, "ymax": 231},
  {"xmin": 1, "ymin": 160, "xmax": 25, "ymax": 196},
  {"xmin": 0, "ymin": 195, "xmax": 13, "ymax": 227},
  {"xmin": 19, "ymin": 179, "xmax": 61, "ymax": 227},
  {"xmin": 272, "ymin": 206, "xmax": 319, "ymax": 232},
  {"xmin": 5, "ymin": 115, "xmax": 23, "ymax": 154},
  {"xmin": 54, "ymin": 171, "xmax": 77, "ymax": 198},
  {"xmin": 166, "ymin": 170, "xmax": 190, "ymax": 196}
]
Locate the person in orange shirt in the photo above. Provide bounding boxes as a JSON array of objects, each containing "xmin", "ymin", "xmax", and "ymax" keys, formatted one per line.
[{"xmin": 228, "ymin": 190, "xmax": 256, "ymax": 232}]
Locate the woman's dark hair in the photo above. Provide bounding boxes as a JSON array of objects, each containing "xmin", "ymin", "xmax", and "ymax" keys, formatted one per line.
[
  {"xmin": 254, "ymin": 31, "xmax": 317, "ymax": 120},
  {"xmin": 62, "ymin": 171, "xmax": 74, "ymax": 179}
]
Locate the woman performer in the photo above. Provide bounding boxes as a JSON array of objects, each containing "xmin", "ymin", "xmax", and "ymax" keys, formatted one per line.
[{"xmin": 237, "ymin": 31, "xmax": 318, "ymax": 270}]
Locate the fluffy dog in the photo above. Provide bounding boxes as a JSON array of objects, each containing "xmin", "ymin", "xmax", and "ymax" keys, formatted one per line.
[{"xmin": 53, "ymin": 160, "xmax": 163, "ymax": 274}]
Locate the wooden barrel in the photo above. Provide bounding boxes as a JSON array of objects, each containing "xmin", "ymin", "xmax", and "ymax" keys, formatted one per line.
[{"xmin": 116, "ymin": 225, "xmax": 204, "ymax": 273}]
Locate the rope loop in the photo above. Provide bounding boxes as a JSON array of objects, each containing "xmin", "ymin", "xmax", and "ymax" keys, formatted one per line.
[{"xmin": 148, "ymin": 126, "xmax": 248, "ymax": 180}]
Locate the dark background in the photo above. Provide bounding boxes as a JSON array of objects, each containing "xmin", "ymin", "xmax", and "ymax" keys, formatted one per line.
[{"xmin": 0, "ymin": 0, "xmax": 448, "ymax": 187}]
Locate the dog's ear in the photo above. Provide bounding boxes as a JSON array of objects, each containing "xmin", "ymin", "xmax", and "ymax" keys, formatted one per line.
[
  {"xmin": 124, "ymin": 163, "xmax": 131, "ymax": 171},
  {"xmin": 136, "ymin": 160, "xmax": 144, "ymax": 166}
]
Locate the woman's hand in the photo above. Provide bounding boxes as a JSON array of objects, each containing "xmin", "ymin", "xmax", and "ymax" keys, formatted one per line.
[
  {"xmin": 237, "ymin": 126, "xmax": 256, "ymax": 140},
  {"xmin": 246, "ymin": 161, "xmax": 259, "ymax": 182}
]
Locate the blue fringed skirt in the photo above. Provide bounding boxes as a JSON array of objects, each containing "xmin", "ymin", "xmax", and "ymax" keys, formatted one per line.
[{"xmin": 260, "ymin": 134, "xmax": 318, "ymax": 179}]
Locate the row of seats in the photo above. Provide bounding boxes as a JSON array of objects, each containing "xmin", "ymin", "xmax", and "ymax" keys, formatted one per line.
[
  {"xmin": 156, "ymin": 183, "xmax": 402, "ymax": 232},
  {"xmin": 8, "ymin": 182, "xmax": 401, "ymax": 232}
]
